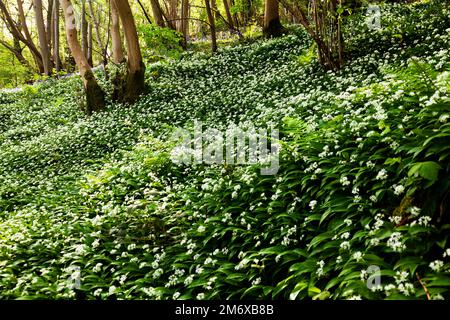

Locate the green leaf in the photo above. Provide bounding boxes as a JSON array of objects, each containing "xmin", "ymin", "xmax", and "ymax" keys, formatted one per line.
[
  {"xmin": 394, "ymin": 257, "xmax": 423, "ymax": 274},
  {"xmin": 308, "ymin": 286, "xmax": 321, "ymax": 297},
  {"xmin": 426, "ymin": 275, "xmax": 450, "ymax": 287},
  {"xmin": 289, "ymin": 281, "xmax": 308, "ymax": 300},
  {"xmin": 408, "ymin": 161, "xmax": 442, "ymax": 182},
  {"xmin": 384, "ymin": 157, "xmax": 401, "ymax": 165},
  {"xmin": 308, "ymin": 232, "xmax": 333, "ymax": 250},
  {"xmin": 313, "ymin": 290, "xmax": 330, "ymax": 300}
]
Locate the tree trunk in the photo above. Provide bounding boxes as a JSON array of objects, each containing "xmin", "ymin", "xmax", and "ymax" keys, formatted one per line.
[
  {"xmin": 110, "ymin": 0, "xmax": 125, "ymax": 64},
  {"xmin": 87, "ymin": 22, "xmax": 93, "ymax": 66},
  {"xmin": 61, "ymin": 0, "xmax": 105, "ymax": 114},
  {"xmin": 263, "ymin": 0, "xmax": 284, "ymax": 37},
  {"xmin": 16, "ymin": 0, "xmax": 34, "ymax": 49},
  {"xmin": 290, "ymin": 0, "xmax": 344, "ymax": 70},
  {"xmin": 88, "ymin": 0, "xmax": 107, "ymax": 65},
  {"xmin": 150, "ymin": 0, "xmax": 166, "ymax": 27},
  {"xmin": 0, "ymin": 0, "xmax": 43, "ymax": 73},
  {"xmin": 211, "ymin": 0, "xmax": 219, "ymax": 20},
  {"xmin": 0, "ymin": 39, "xmax": 33, "ymax": 70},
  {"xmin": 12, "ymin": 38, "xmax": 32, "ymax": 69},
  {"xmin": 52, "ymin": 0, "xmax": 61, "ymax": 72},
  {"xmin": 112, "ymin": 0, "xmax": 146, "ymax": 104},
  {"xmin": 230, "ymin": 0, "xmax": 239, "ymax": 30},
  {"xmin": 46, "ymin": 0, "xmax": 54, "ymax": 53},
  {"xmin": 180, "ymin": 0, "xmax": 189, "ymax": 48},
  {"xmin": 136, "ymin": 0, "xmax": 152, "ymax": 24},
  {"xmin": 81, "ymin": 0, "xmax": 88, "ymax": 59},
  {"xmin": 204, "ymin": 0, "xmax": 217, "ymax": 52},
  {"xmin": 34, "ymin": 0, "xmax": 52, "ymax": 75},
  {"xmin": 169, "ymin": 0, "xmax": 178, "ymax": 31}
]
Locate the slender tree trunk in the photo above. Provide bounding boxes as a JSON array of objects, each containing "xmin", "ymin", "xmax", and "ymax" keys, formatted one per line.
[
  {"xmin": 150, "ymin": 0, "xmax": 166, "ymax": 27},
  {"xmin": 279, "ymin": 0, "xmax": 300, "ymax": 22},
  {"xmin": 46, "ymin": 0, "xmax": 54, "ymax": 53},
  {"xmin": 88, "ymin": 0, "xmax": 107, "ymax": 65},
  {"xmin": 112, "ymin": 0, "xmax": 146, "ymax": 103},
  {"xmin": 0, "ymin": 39, "xmax": 32, "ymax": 70},
  {"xmin": 336, "ymin": 0, "xmax": 344, "ymax": 68},
  {"xmin": 110, "ymin": 0, "xmax": 125, "ymax": 64},
  {"xmin": 161, "ymin": 0, "xmax": 176, "ymax": 30},
  {"xmin": 34, "ymin": 0, "xmax": 52, "ymax": 75},
  {"xmin": 12, "ymin": 38, "xmax": 31, "ymax": 69},
  {"xmin": 103, "ymin": 4, "xmax": 112, "ymax": 69},
  {"xmin": 169, "ymin": 0, "xmax": 178, "ymax": 31},
  {"xmin": 211, "ymin": 0, "xmax": 220, "ymax": 20},
  {"xmin": 61, "ymin": 0, "xmax": 105, "ymax": 114},
  {"xmin": 12, "ymin": 0, "xmax": 43, "ymax": 72},
  {"xmin": 53, "ymin": 0, "xmax": 61, "ymax": 72},
  {"xmin": 230, "ymin": 0, "xmax": 239, "ymax": 30},
  {"xmin": 87, "ymin": 22, "xmax": 93, "ymax": 66},
  {"xmin": 81, "ymin": 0, "xmax": 88, "ymax": 59},
  {"xmin": 88, "ymin": 0, "xmax": 103, "ymax": 48},
  {"xmin": 180, "ymin": 0, "xmax": 189, "ymax": 48},
  {"xmin": 288, "ymin": 0, "xmax": 344, "ymax": 70},
  {"xmin": 136, "ymin": 0, "xmax": 152, "ymax": 24},
  {"xmin": 263, "ymin": 0, "xmax": 284, "ymax": 37},
  {"xmin": 204, "ymin": 0, "xmax": 217, "ymax": 52},
  {"xmin": 223, "ymin": 0, "xmax": 234, "ymax": 33},
  {"xmin": 16, "ymin": 0, "xmax": 34, "ymax": 47}
]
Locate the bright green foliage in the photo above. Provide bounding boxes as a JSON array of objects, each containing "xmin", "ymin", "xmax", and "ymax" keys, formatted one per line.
[
  {"xmin": 138, "ymin": 25, "xmax": 184, "ymax": 62},
  {"xmin": 0, "ymin": 46, "xmax": 30, "ymax": 88}
]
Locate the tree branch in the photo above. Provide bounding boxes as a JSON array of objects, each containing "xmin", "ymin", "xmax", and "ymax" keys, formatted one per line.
[{"xmin": 416, "ymin": 272, "xmax": 431, "ymax": 300}]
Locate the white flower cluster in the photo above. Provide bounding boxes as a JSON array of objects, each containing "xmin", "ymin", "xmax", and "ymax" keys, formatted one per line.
[
  {"xmin": 316, "ymin": 260, "xmax": 325, "ymax": 278},
  {"xmin": 387, "ymin": 232, "xmax": 406, "ymax": 252}
]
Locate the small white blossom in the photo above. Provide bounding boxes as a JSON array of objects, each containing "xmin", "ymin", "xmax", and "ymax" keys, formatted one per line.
[
  {"xmin": 340, "ymin": 176, "xmax": 350, "ymax": 186},
  {"xmin": 429, "ymin": 260, "xmax": 444, "ymax": 272},
  {"xmin": 443, "ymin": 248, "xmax": 450, "ymax": 258},
  {"xmin": 340, "ymin": 241, "xmax": 350, "ymax": 250},
  {"xmin": 196, "ymin": 293, "xmax": 205, "ymax": 300},
  {"xmin": 173, "ymin": 292, "xmax": 181, "ymax": 300},
  {"xmin": 93, "ymin": 289, "xmax": 103, "ymax": 297},
  {"xmin": 108, "ymin": 286, "xmax": 117, "ymax": 295},
  {"xmin": 376, "ymin": 169, "xmax": 388, "ymax": 180},
  {"xmin": 393, "ymin": 185, "xmax": 405, "ymax": 195},
  {"xmin": 93, "ymin": 263, "xmax": 103, "ymax": 273},
  {"xmin": 387, "ymin": 232, "xmax": 406, "ymax": 252},
  {"xmin": 409, "ymin": 206, "xmax": 421, "ymax": 217},
  {"xmin": 353, "ymin": 251, "xmax": 363, "ymax": 262}
]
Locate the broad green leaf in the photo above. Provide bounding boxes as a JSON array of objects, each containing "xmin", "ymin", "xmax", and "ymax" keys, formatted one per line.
[{"xmin": 408, "ymin": 161, "xmax": 442, "ymax": 182}]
